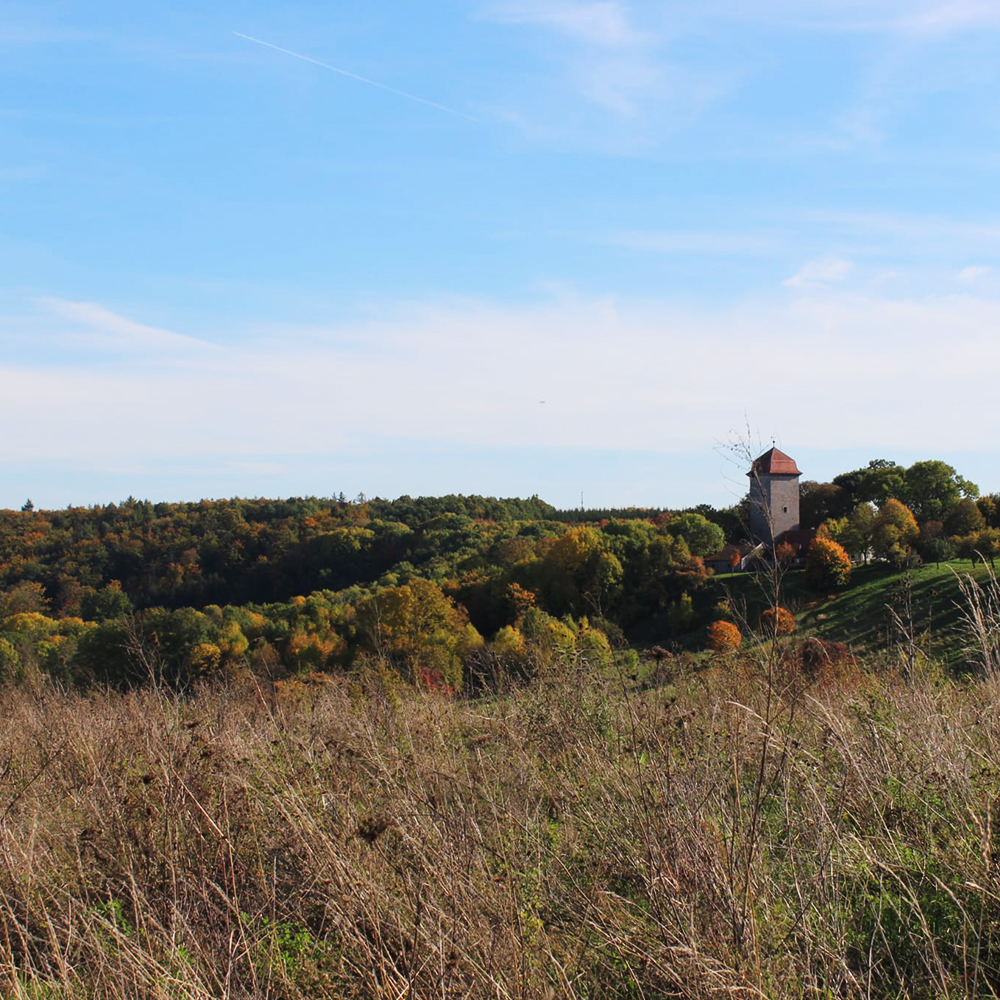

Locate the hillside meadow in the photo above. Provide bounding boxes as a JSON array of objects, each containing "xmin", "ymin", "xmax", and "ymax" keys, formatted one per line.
[
  {"xmin": 694, "ymin": 560, "xmax": 1000, "ymax": 670},
  {"xmin": 5, "ymin": 626, "xmax": 1000, "ymax": 999}
]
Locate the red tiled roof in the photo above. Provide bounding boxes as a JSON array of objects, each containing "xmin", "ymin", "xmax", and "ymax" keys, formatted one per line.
[{"xmin": 748, "ymin": 447, "xmax": 801, "ymax": 477}]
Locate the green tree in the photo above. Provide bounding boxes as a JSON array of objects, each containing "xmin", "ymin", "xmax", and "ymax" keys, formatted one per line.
[
  {"xmin": 871, "ymin": 499, "xmax": 919, "ymax": 567},
  {"xmin": 800, "ymin": 481, "xmax": 849, "ymax": 528},
  {"xmin": 80, "ymin": 580, "xmax": 133, "ymax": 621},
  {"xmin": 667, "ymin": 592, "xmax": 695, "ymax": 632},
  {"xmin": 828, "ymin": 503, "xmax": 876, "ymax": 563},
  {"xmin": 944, "ymin": 498, "xmax": 985, "ymax": 538},
  {"xmin": 662, "ymin": 513, "xmax": 725, "ymax": 558},
  {"xmin": 833, "ymin": 460, "xmax": 905, "ymax": 509},
  {"xmin": 919, "ymin": 536, "xmax": 956, "ymax": 567},
  {"xmin": 903, "ymin": 460, "xmax": 978, "ymax": 522}
]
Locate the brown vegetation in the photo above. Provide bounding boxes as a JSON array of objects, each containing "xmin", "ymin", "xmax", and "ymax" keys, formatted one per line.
[{"xmin": 3, "ymin": 644, "xmax": 1000, "ymax": 998}]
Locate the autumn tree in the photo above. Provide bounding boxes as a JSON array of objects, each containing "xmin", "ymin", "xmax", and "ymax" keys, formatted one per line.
[
  {"xmin": 977, "ymin": 494, "xmax": 1000, "ymax": 528},
  {"xmin": 0, "ymin": 582, "xmax": 50, "ymax": 617},
  {"xmin": 956, "ymin": 528, "xmax": 1000, "ymax": 568},
  {"xmin": 871, "ymin": 499, "xmax": 919, "ymax": 567},
  {"xmin": 757, "ymin": 606, "xmax": 796, "ymax": 636},
  {"xmin": 773, "ymin": 541, "xmax": 795, "ymax": 565},
  {"xmin": 537, "ymin": 526, "xmax": 623, "ymax": 617},
  {"xmin": 706, "ymin": 620, "xmax": 741, "ymax": 652},
  {"xmin": 355, "ymin": 578, "xmax": 482, "ymax": 691},
  {"xmin": 805, "ymin": 537, "xmax": 852, "ymax": 589}
]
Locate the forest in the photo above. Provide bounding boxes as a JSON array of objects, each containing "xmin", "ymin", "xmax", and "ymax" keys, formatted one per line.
[{"xmin": 0, "ymin": 456, "xmax": 994, "ymax": 693}]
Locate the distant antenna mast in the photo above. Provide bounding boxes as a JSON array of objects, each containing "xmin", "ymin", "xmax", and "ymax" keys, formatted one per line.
[{"xmin": 580, "ymin": 490, "xmax": 584, "ymax": 511}]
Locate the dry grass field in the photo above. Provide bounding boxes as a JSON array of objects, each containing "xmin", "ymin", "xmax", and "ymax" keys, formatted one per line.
[{"xmin": 4, "ymin": 632, "xmax": 1000, "ymax": 1000}]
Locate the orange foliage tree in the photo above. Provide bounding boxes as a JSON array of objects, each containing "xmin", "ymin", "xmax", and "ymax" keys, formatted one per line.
[
  {"xmin": 775, "ymin": 542, "xmax": 796, "ymax": 564},
  {"xmin": 706, "ymin": 620, "xmax": 742, "ymax": 652},
  {"xmin": 805, "ymin": 537, "xmax": 852, "ymax": 589},
  {"xmin": 757, "ymin": 606, "xmax": 796, "ymax": 636}
]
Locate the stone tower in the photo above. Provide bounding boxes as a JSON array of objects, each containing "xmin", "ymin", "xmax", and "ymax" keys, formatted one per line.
[{"xmin": 748, "ymin": 447, "xmax": 802, "ymax": 545}]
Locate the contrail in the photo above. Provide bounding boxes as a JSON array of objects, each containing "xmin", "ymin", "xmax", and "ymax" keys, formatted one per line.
[{"xmin": 234, "ymin": 32, "xmax": 478, "ymax": 122}]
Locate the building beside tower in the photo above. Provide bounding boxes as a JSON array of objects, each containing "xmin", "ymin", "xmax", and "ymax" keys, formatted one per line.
[
  {"xmin": 705, "ymin": 445, "xmax": 814, "ymax": 573},
  {"xmin": 748, "ymin": 447, "xmax": 802, "ymax": 545}
]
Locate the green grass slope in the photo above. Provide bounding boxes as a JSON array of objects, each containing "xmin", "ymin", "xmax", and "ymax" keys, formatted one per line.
[{"xmin": 707, "ymin": 560, "xmax": 998, "ymax": 668}]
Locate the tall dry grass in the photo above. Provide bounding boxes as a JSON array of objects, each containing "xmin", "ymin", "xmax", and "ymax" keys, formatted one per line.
[{"xmin": 2, "ymin": 650, "xmax": 1000, "ymax": 998}]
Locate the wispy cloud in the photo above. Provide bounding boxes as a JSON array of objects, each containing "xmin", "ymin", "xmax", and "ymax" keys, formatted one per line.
[
  {"xmin": 799, "ymin": 209, "xmax": 1000, "ymax": 255},
  {"xmin": 691, "ymin": 1, "xmax": 1000, "ymax": 34},
  {"xmin": 481, "ymin": 1, "xmax": 687, "ymax": 124},
  {"xmin": 7, "ymin": 286, "xmax": 1000, "ymax": 476},
  {"xmin": 37, "ymin": 298, "xmax": 215, "ymax": 354},
  {"xmin": 900, "ymin": 0, "xmax": 1000, "ymax": 34},
  {"xmin": 486, "ymin": 1, "xmax": 643, "ymax": 46},
  {"xmin": 958, "ymin": 264, "xmax": 992, "ymax": 283},
  {"xmin": 783, "ymin": 257, "xmax": 854, "ymax": 288}
]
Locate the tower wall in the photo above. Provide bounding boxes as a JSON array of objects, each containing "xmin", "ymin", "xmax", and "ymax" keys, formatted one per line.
[{"xmin": 749, "ymin": 474, "xmax": 801, "ymax": 545}]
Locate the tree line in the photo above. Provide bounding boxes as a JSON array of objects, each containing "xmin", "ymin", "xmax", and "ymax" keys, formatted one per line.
[
  {"xmin": 800, "ymin": 459, "xmax": 1000, "ymax": 567},
  {"xmin": 1, "ymin": 458, "xmax": 993, "ymax": 691},
  {"xmin": 0, "ymin": 494, "xmax": 734, "ymax": 690}
]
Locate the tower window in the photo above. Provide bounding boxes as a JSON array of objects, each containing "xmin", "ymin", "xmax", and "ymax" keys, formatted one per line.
[{"xmin": 782, "ymin": 506, "xmax": 788, "ymax": 513}]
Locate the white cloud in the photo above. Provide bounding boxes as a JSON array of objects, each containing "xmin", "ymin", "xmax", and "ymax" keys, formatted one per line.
[
  {"xmin": 900, "ymin": 0, "xmax": 1000, "ymax": 33},
  {"xmin": 6, "ymin": 288, "xmax": 1000, "ymax": 477},
  {"xmin": 782, "ymin": 257, "xmax": 854, "ymax": 288},
  {"xmin": 481, "ymin": 0, "xmax": 691, "ymax": 125},
  {"xmin": 958, "ymin": 264, "xmax": 992, "ymax": 283},
  {"xmin": 486, "ymin": 1, "xmax": 642, "ymax": 46},
  {"xmin": 690, "ymin": 0, "xmax": 1000, "ymax": 34},
  {"xmin": 37, "ymin": 297, "xmax": 216, "ymax": 354},
  {"xmin": 800, "ymin": 210, "xmax": 1000, "ymax": 259}
]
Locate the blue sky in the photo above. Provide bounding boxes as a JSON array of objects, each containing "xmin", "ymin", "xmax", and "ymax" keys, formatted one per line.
[{"xmin": 3, "ymin": 0, "xmax": 1000, "ymax": 510}]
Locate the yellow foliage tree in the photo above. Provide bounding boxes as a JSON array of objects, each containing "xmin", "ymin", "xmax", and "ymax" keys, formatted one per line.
[
  {"xmin": 356, "ymin": 578, "xmax": 481, "ymax": 691},
  {"xmin": 872, "ymin": 499, "xmax": 919, "ymax": 567}
]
